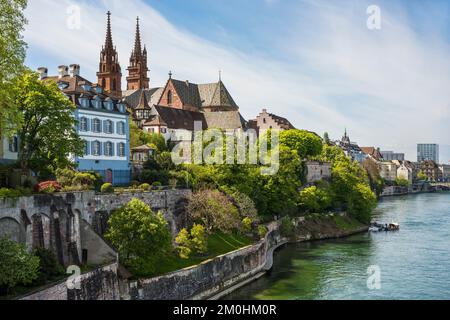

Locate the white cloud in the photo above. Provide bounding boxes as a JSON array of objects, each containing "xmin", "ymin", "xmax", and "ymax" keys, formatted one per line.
[{"xmin": 23, "ymin": 0, "xmax": 450, "ymax": 161}]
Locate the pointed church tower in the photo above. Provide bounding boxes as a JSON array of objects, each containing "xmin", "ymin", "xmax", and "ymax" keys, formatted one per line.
[
  {"xmin": 97, "ymin": 11, "xmax": 122, "ymax": 97},
  {"xmin": 126, "ymin": 17, "xmax": 150, "ymax": 91}
]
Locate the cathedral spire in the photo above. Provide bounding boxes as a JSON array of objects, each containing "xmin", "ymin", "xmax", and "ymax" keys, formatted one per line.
[
  {"xmin": 97, "ymin": 11, "xmax": 122, "ymax": 97},
  {"xmin": 105, "ymin": 11, "xmax": 113, "ymax": 49},
  {"xmin": 127, "ymin": 16, "xmax": 149, "ymax": 90},
  {"xmin": 134, "ymin": 17, "xmax": 142, "ymax": 56}
]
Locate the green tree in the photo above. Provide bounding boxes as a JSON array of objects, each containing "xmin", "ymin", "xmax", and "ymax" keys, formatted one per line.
[
  {"xmin": 280, "ymin": 129, "xmax": 323, "ymax": 158},
  {"xmin": 323, "ymin": 132, "xmax": 331, "ymax": 145},
  {"xmin": 12, "ymin": 71, "xmax": 84, "ymax": 176},
  {"xmin": 105, "ymin": 198, "xmax": 172, "ymax": 275},
  {"xmin": 130, "ymin": 119, "xmax": 167, "ymax": 151},
  {"xmin": 0, "ymin": 0, "xmax": 28, "ymax": 135},
  {"xmin": 0, "ymin": 238, "xmax": 40, "ymax": 295},
  {"xmin": 298, "ymin": 186, "xmax": 331, "ymax": 213},
  {"xmin": 395, "ymin": 177, "xmax": 410, "ymax": 187},
  {"xmin": 417, "ymin": 171, "xmax": 427, "ymax": 181},
  {"xmin": 175, "ymin": 224, "xmax": 207, "ymax": 259},
  {"xmin": 186, "ymin": 189, "xmax": 241, "ymax": 234}
]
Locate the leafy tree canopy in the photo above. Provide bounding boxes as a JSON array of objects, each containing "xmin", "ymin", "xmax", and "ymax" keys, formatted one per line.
[
  {"xmin": 12, "ymin": 71, "xmax": 84, "ymax": 177},
  {"xmin": 0, "ymin": 0, "xmax": 28, "ymax": 135}
]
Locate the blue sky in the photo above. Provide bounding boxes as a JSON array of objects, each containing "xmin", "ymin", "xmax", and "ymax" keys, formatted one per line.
[{"xmin": 23, "ymin": 0, "xmax": 450, "ymax": 162}]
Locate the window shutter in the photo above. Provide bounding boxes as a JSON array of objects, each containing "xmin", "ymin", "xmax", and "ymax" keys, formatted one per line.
[
  {"xmin": 86, "ymin": 118, "xmax": 90, "ymax": 131},
  {"xmin": 111, "ymin": 143, "xmax": 115, "ymax": 156},
  {"xmin": 91, "ymin": 141, "xmax": 95, "ymax": 155},
  {"xmin": 110, "ymin": 121, "xmax": 114, "ymax": 134},
  {"xmin": 116, "ymin": 143, "xmax": 120, "ymax": 156}
]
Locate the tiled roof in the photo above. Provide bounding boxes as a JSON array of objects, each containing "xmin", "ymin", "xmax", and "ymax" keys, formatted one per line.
[
  {"xmin": 198, "ymin": 81, "xmax": 238, "ymax": 109},
  {"xmin": 44, "ymin": 75, "xmax": 128, "ymax": 115},
  {"xmin": 269, "ymin": 113, "xmax": 295, "ymax": 130},
  {"xmin": 143, "ymin": 115, "xmax": 167, "ymax": 127},
  {"xmin": 153, "ymin": 105, "xmax": 207, "ymax": 131},
  {"xmin": 170, "ymin": 79, "xmax": 202, "ymax": 107},
  {"xmin": 203, "ymin": 111, "xmax": 246, "ymax": 130},
  {"xmin": 123, "ymin": 88, "xmax": 163, "ymax": 110},
  {"xmin": 360, "ymin": 147, "xmax": 383, "ymax": 160},
  {"xmin": 132, "ymin": 144, "xmax": 155, "ymax": 151}
]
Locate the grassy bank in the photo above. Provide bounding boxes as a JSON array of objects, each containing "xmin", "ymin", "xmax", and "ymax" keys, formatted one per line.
[
  {"xmin": 151, "ymin": 232, "xmax": 254, "ymax": 277},
  {"xmin": 292, "ymin": 213, "xmax": 368, "ymax": 242}
]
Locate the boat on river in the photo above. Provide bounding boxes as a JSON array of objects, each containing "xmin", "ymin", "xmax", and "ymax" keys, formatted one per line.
[{"xmin": 369, "ymin": 222, "xmax": 400, "ymax": 232}]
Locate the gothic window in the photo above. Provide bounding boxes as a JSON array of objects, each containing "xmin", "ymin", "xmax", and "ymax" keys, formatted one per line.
[
  {"xmin": 105, "ymin": 142, "xmax": 113, "ymax": 156},
  {"xmin": 93, "ymin": 118, "xmax": 101, "ymax": 132},
  {"xmin": 167, "ymin": 90, "xmax": 173, "ymax": 105},
  {"xmin": 8, "ymin": 136, "xmax": 18, "ymax": 153},
  {"xmin": 92, "ymin": 141, "xmax": 101, "ymax": 156},
  {"xmin": 80, "ymin": 117, "xmax": 88, "ymax": 131},
  {"xmin": 112, "ymin": 79, "xmax": 116, "ymax": 91},
  {"xmin": 263, "ymin": 118, "xmax": 266, "ymax": 124},
  {"xmin": 102, "ymin": 78, "xmax": 106, "ymax": 88},
  {"xmin": 118, "ymin": 143, "xmax": 125, "ymax": 157}
]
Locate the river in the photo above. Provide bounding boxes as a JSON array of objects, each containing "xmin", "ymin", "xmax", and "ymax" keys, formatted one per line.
[{"xmin": 224, "ymin": 193, "xmax": 450, "ymax": 300}]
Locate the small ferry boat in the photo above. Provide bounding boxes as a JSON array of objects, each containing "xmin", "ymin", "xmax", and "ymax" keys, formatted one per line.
[{"xmin": 369, "ymin": 222, "xmax": 400, "ymax": 232}]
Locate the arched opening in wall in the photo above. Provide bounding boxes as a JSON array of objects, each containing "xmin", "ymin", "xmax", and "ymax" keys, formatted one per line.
[
  {"xmin": 52, "ymin": 210, "xmax": 65, "ymax": 266},
  {"xmin": 167, "ymin": 90, "xmax": 173, "ymax": 105},
  {"xmin": 31, "ymin": 214, "xmax": 45, "ymax": 248},
  {"xmin": 0, "ymin": 217, "xmax": 24, "ymax": 244}
]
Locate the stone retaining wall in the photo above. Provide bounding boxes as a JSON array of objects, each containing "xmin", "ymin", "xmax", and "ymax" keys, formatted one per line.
[{"xmin": 132, "ymin": 222, "xmax": 283, "ymax": 300}]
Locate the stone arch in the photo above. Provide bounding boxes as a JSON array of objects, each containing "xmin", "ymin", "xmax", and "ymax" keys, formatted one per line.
[{"xmin": 0, "ymin": 217, "xmax": 25, "ymax": 244}]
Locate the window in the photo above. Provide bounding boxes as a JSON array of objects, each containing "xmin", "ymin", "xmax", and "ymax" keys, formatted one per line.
[
  {"xmin": 92, "ymin": 141, "xmax": 101, "ymax": 156},
  {"xmin": 8, "ymin": 136, "xmax": 18, "ymax": 153},
  {"xmin": 117, "ymin": 122, "xmax": 125, "ymax": 135},
  {"xmin": 112, "ymin": 79, "xmax": 116, "ymax": 91},
  {"xmin": 118, "ymin": 103, "xmax": 126, "ymax": 113},
  {"xmin": 263, "ymin": 118, "xmax": 266, "ymax": 124},
  {"xmin": 101, "ymin": 78, "xmax": 106, "ymax": 88},
  {"xmin": 80, "ymin": 117, "xmax": 88, "ymax": 131},
  {"xmin": 118, "ymin": 143, "xmax": 125, "ymax": 157},
  {"xmin": 84, "ymin": 141, "xmax": 89, "ymax": 155},
  {"xmin": 136, "ymin": 110, "xmax": 144, "ymax": 119},
  {"xmin": 93, "ymin": 119, "xmax": 101, "ymax": 132},
  {"xmin": 104, "ymin": 120, "xmax": 113, "ymax": 134},
  {"xmin": 161, "ymin": 127, "xmax": 167, "ymax": 134},
  {"xmin": 144, "ymin": 110, "xmax": 150, "ymax": 119},
  {"xmin": 104, "ymin": 142, "xmax": 113, "ymax": 156},
  {"xmin": 167, "ymin": 90, "xmax": 173, "ymax": 105}
]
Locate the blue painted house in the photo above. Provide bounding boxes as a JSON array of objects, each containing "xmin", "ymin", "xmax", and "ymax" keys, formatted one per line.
[{"xmin": 42, "ymin": 64, "xmax": 131, "ymax": 185}]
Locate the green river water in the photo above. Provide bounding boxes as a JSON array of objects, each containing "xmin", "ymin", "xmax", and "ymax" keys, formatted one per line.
[{"xmin": 224, "ymin": 193, "xmax": 450, "ymax": 300}]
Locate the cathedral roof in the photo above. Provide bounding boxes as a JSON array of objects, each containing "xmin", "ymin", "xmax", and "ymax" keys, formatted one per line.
[
  {"xmin": 153, "ymin": 105, "xmax": 207, "ymax": 131},
  {"xmin": 198, "ymin": 81, "xmax": 238, "ymax": 109},
  {"xmin": 203, "ymin": 111, "xmax": 246, "ymax": 130}
]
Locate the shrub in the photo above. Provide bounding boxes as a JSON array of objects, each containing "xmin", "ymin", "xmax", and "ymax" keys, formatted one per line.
[
  {"xmin": 0, "ymin": 188, "xmax": 24, "ymax": 199},
  {"xmin": 175, "ymin": 228, "xmax": 192, "ymax": 259},
  {"xmin": 175, "ymin": 224, "xmax": 207, "ymax": 259},
  {"xmin": 190, "ymin": 224, "xmax": 207, "ymax": 254},
  {"xmin": 242, "ymin": 217, "xmax": 253, "ymax": 233},
  {"xmin": 130, "ymin": 180, "xmax": 140, "ymax": 187},
  {"xmin": 35, "ymin": 181, "xmax": 61, "ymax": 193},
  {"xmin": 257, "ymin": 225, "xmax": 268, "ymax": 239},
  {"xmin": 105, "ymin": 198, "xmax": 172, "ymax": 276},
  {"xmin": 152, "ymin": 181, "xmax": 162, "ymax": 190},
  {"xmin": 139, "ymin": 183, "xmax": 151, "ymax": 191},
  {"xmin": 56, "ymin": 169, "xmax": 100, "ymax": 191},
  {"xmin": 139, "ymin": 169, "xmax": 169, "ymax": 185},
  {"xmin": 186, "ymin": 189, "xmax": 241, "ymax": 234},
  {"xmin": 101, "ymin": 183, "xmax": 114, "ymax": 193},
  {"xmin": 0, "ymin": 238, "xmax": 40, "ymax": 295},
  {"xmin": 280, "ymin": 216, "xmax": 294, "ymax": 238},
  {"xmin": 33, "ymin": 247, "xmax": 64, "ymax": 284},
  {"xmin": 229, "ymin": 191, "xmax": 258, "ymax": 221}
]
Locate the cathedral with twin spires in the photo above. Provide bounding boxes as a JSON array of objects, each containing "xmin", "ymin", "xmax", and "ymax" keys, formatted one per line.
[{"xmin": 96, "ymin": 11, "xmax": 247, "ymax": 138}]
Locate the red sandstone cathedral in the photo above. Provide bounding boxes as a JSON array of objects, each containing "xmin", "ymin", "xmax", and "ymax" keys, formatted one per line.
[{"xmin": 95, "ymin": 12, "xmax": 295, "ymax": 138}]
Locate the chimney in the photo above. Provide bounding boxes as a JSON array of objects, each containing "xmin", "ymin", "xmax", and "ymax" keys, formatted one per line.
[
  {"xmin": 69, "ymin": 64, "xmax": 80, "ymax": 77},
  {"xmin": 58, "ymin": 65, "xmax": 69, "ymax": 78},
  {"xmin": 37, "ymin": 67, "xmax": 48, "ymax": 80}
]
